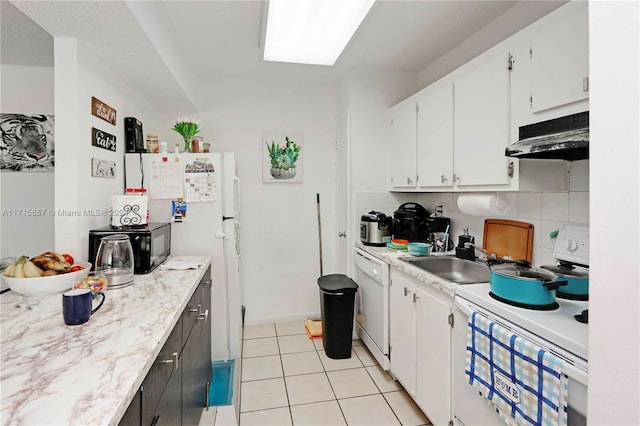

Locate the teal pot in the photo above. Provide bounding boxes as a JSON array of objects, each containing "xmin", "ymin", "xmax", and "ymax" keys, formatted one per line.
[
  {"xmin": 489, "ymin": 260, "xmax": 567, "ymax": 308},
  {"xmin": 541, "ymin": 262, "xmax": 589, "ymax": 297}
]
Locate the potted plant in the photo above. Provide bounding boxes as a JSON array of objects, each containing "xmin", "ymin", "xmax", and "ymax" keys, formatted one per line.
[
  {"xmin": 266, "ymin": 136, "xmax": 301, "ymax": 179},
  {"xmin": 172, "ymin": 117, "xmax": 200, "ymax": 152}
]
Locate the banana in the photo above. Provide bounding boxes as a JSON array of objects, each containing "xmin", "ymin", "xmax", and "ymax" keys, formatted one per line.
[
  {"xmin": 3, "ymin": 263, "xmax": 16, "ymax": 277},
  {"xmin": 23, "ymin": 260, "xmax": 43, "ymax": 278},
  {"xmin": 13, "ymin": 260, "xmax": 26, "ymax": 278}
]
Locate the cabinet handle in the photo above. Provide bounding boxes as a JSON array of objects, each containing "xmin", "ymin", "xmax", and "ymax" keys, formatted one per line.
[
  {"xmin": 189, "ymin": 304, "xmax": 203, "ymax": 316},
  {"xmin": 404, "ymin": 287, "xmax": 409, "ymax": 296},
  {"xmin": 583, "ymin": 76, "xmax": 589, "ymax": 92},
  {"xmin": 205, "ymin": 381, "xmax": 211, "ymax": 410},
  {"xmin": 441, "ymin": 175, "xmax": 448, "ymax": 183},
  {"xmin": 158, "ymin": 352, "xmax": 179, "ymax": 371},
  {"xmin": 198, "ymin": 309, "xmax": 209, "ymax": 324},
  {"xmin": 413, "ymin": 293, "xmax": 419, "ymax": 303},
  {"xmin": 453, "ymin": 173, "xmax": 460, "ymax": 183},
  {"xmin": 406, "ymin": 177, "xmax": 413, "ymax": 185}
]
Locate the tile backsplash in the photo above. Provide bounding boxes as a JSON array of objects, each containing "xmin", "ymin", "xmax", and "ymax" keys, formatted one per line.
[{"xmin": 354, "ymin": 160, "xmax": 589, "ymax": 267}]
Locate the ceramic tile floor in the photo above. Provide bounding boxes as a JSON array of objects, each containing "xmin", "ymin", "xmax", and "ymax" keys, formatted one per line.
[{"xmin": 238, "ymin": 321, "xmax": 431, "ymax": 426}]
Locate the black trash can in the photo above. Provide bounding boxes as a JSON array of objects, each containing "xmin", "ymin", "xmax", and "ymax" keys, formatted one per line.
[{"xmin": 318, "ymin": 274, "xmax": 358, "ymax": 359}]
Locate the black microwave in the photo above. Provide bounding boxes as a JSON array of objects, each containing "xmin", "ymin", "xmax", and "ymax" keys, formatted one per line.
[{"xmin": 88, "ymin": 222, "xmax": 171, "ymax": 274}]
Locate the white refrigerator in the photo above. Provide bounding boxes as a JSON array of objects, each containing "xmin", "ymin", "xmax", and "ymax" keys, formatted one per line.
[{"xmin": 124, "ymin": 152, "xmax": 242, "ymax": 362}]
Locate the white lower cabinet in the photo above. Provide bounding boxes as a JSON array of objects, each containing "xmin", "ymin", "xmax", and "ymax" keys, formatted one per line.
[{"xmin": 390, "ymin": 268, "xmax": 453, "ymax": 426}]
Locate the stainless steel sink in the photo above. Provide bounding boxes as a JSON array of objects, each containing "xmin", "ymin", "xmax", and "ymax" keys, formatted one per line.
[{"xmin": 401, "ymin": 255, "xmax": 490, "ymax": 284}]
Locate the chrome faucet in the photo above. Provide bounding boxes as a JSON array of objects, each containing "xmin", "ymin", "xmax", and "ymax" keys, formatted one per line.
[{"xmin": 464, "ymin": 242, "xmax": 495, "ymax": 260}]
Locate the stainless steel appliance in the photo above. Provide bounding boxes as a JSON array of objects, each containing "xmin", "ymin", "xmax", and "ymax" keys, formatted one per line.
[
  {"xmin": 94, "ymin": 234, "xmax": 135, "ymax": 289},
  {"xmin": 353, "ymin": 248, "xmax": 390, "ymax": 369},
  {"xmin": 88, "ymin": 222, "xmax": 171, "ymax": 275},
  {"xmin": 505, "ymin": 111, "xmax": 589, "ymax": 160},
  {"xmin": 453, "ymin": 225, "xmax": 590, "ymax": 425},
  {"xmin": 360, "ymin": 211, "xmax": 392, "ymax": 246}
]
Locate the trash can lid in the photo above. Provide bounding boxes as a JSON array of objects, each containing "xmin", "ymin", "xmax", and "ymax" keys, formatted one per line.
[{"xmin": 317, "ymin": 274, "xmax": 358, "ymax": 293}]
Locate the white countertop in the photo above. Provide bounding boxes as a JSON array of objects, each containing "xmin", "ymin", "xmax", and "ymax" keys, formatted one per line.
[
  {"xmin": 355, "ymin": 242, "xmax": 461, "ymax": 298},
  {"xmin": 0, "ymin": 256, "xmax": 211, "ymax": 426}
]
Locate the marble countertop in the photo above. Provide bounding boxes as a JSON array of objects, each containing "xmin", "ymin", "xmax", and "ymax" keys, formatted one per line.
[
  {"xmin": 354, "ymin": 242, "xmax": 476, "ymax": 298},
  {"xmin": 0, "ymin": 256, "xmax": 211, "ymax": 426}
]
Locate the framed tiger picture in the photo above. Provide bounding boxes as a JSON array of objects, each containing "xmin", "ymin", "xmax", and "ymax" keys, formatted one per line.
[{"xmin": 0, "ymin": 113, "xmax": 55, "ymax": 172}]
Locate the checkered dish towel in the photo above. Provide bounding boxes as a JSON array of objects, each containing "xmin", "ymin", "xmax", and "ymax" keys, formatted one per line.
[{"xmin": 466, "ymin": 311, "xmax": 568, "ymax": 426}]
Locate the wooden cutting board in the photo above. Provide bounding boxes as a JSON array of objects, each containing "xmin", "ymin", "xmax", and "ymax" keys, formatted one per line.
[{"xmin": 483, "ymin": 219, "xmax": 534, "ymax": 262}]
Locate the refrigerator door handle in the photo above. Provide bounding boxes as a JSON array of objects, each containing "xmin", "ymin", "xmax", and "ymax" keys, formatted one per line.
[
  {"xmin": 216, "ymin": 231, "xmax": 229, "ymax": 240},
  {"xmin": 232, "ymin": 176, "xmax": 240, "ymax": 218}
]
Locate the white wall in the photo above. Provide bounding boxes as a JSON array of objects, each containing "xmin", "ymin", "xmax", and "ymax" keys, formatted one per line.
[
  {"xmin": 0, "ymin": 65, "xmax": 55, "ymax": 259},
  {"xmin": 588, "ymin": 1, "xmax": 640, "ymax": 423},
  {"xmin": 53, "ymin": 39, "xmax": 167, "ymax": 259},
  {"xmin": 193, "ymin": 77, "xmax": 337, "ymax": 324}
]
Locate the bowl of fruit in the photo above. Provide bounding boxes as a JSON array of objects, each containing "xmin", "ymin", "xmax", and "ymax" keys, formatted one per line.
[{"xmin": 1, "ymin": 251, "xmax": 92, "ymax": 297}]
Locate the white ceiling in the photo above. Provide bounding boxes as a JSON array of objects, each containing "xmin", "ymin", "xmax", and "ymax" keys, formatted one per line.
[{"xmin": 3, "ymin": 0, "xmax": 566, "ymax": 111}]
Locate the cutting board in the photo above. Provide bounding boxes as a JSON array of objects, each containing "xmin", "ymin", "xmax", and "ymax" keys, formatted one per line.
[{"xmin": 483, "ymin": 219, "xmax": 534, "ymax": 262}]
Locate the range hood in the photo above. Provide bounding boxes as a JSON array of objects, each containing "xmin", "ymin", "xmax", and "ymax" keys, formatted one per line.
[{"xmin": 506, "ymin": 111, "xmax": 589, "ymax": 161}]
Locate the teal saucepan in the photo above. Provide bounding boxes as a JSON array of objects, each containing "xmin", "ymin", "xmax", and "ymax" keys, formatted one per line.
[
  {"xmin": 541, "ymin": 261, "xmax": 589, "ymax": 296},
  {"xmin": 489, "ymin": 260, "xmax": 567, "ymax": 307}
]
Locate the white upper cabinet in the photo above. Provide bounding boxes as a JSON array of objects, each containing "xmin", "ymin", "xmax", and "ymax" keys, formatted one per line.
[
  {"xmin": 417, "ymin": 83, "xmax": 454, "ymax": 189},
  {"xmin": 529, "ymin": 2, "xmax": 589, "ymax": 113},
  {"xmin": 454, "ymin": 51, "xmax": 512, "ymax": 186},
  {"xmin": 390, "ymin": 102, "xmax": 418, "ymax": 189}
]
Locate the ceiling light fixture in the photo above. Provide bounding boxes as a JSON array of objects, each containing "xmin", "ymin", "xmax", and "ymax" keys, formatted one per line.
[{"xmin": 264, "ymin": 0, "xmax": 375, "ymax": 66}]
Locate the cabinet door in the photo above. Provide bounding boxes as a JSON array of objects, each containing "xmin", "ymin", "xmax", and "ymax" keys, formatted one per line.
[
  {"xmin": 530, "ymin": 2, "xmax": 589, "ymax": 113},
  {"xmin": 389, "ymin": 272, "xmax": 416, "ymax": 395},
  {"xmin": 417, "ymin": 83, "xmax": 454, "ymax": 188},
  {"xmin": 155, "ymin": 366, "xmax": 182, "ymax": 426},
  {"xmin": 389, "ymin": 103, "xmax": 417, "ymax": 188},
  {"xmin": 454, "ymin": 52, "xmax": 512, "ymax": 186},
  {"xmin": 182, "ymin": 275, "xmax": 213, "ymax": 425},
  {"xmin": 415, "ymin": 287, "xmax": 452, "ymax": 426}
]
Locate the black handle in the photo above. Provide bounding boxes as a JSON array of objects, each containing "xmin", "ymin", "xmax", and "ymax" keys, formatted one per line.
[
  {"xmin": 515, "ymin": 259, "xmax": 531, "ymax": 268},
  {"xmin": 397, "ymin": 202, "xmax": 428, "ymax": 214},
  {"xmin": 543, "ymin": 280, "xmax": 568, "ymax": 291}
]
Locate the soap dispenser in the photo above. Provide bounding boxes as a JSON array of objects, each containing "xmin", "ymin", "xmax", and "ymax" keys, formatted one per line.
[
  {"xmin": 457, "ymin": 228, "xmax": 474, "ymax": 248},
  {"xmin": 455, "ymin": 228, "xmax": 476, "ymax": 260}
]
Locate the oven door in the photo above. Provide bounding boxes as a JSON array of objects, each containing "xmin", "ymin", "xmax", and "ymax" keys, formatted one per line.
[
  {"xmin": 453, "ymin": 296, "xmax": 588, "ymax": 426},
  {"xmin": 353, "ymin": 248, "xmax": 390, "ymax": 370}
]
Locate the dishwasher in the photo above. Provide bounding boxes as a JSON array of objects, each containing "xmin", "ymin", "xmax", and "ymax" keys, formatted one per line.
[{"xmin": 353, "ymin": 248, "xmax": 390, "ymax": 370}]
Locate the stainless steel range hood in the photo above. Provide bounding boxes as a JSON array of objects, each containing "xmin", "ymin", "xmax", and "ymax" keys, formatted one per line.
[{"xmin": 506, "ymin": 111, "xmax": 589, "ymax": 161}]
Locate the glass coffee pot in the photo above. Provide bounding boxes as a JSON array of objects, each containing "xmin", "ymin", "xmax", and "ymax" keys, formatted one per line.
[{"xmin": 95, "ymin": 234, "xmax": 134, "ymax": 289}]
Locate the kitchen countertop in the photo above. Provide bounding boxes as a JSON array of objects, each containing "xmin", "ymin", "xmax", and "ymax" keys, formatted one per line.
[
  {"xmin": 0, "ymin": 256, "xmax": 211, "ymax": 426},
  {"xmin": 355, "ymin": 242, "xmax": 466, "ymax": 298}
]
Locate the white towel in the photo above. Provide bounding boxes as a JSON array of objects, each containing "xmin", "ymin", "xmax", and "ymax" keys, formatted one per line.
[{"xmin": 466, "ymin": 311, "xmax": 568, "ymax": 426}]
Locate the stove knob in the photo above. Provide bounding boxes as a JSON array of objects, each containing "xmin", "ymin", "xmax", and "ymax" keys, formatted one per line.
[{"xmin": 566, "ymin": 239, "xmax": 579, "ymax": 252}]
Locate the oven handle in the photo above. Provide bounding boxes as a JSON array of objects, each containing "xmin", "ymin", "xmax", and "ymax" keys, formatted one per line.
[{"xmin": 454, "ymin": 297, "xmax": 589, "ymax": 386}]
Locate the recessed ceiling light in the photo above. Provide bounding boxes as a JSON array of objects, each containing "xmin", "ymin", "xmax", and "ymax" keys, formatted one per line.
[{"xmin": 264, "ymin": 0, "xmax": 375, "ymax": 66}]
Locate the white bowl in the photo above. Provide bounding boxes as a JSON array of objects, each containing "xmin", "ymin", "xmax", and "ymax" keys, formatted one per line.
[{"xmin": 2, "ymin": 261, "xmax": 92, "ymax": 296}]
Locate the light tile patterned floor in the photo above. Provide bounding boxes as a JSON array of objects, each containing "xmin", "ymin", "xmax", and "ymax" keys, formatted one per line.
[{"xmin": 238, "ymin": 321, "xmax": 431, "ymax": 426}]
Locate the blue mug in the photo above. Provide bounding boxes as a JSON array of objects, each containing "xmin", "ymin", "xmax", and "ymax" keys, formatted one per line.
[{"xmin": 62, "ymin": 288, "xmax": 105, "ymax": 326}]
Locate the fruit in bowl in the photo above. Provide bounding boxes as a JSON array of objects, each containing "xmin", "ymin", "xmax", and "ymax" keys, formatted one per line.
[
  {"xmin": 74, "ymin": 272, "xmax": 108, "ymax": 294},
  {"xmin": 1, "ymin": 254, "xmax": 92, "ymax": 297}
]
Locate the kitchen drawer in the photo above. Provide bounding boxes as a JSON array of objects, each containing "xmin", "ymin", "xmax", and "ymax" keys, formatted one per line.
[{"xmin": 182, "ymin": 288, "xmax": 202, "ymax": 346}]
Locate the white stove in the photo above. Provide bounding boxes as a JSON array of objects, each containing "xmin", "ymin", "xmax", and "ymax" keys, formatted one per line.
[
  {"xmin": 452, "ymin": 224, "xmax": 590, "ymax": 425},
  {"xmin": 456, "ymin": 283, "xmax": 588, "ymax": 363}
]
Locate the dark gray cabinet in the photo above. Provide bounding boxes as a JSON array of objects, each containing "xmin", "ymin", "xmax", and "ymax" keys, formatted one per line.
[{"xmin": 119, "ymin": 267, "xmax": 212, "ymax": 426}]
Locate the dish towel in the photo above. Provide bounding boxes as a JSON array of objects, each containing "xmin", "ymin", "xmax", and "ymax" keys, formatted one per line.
[{"xmin": 466, "ymin": 311, "xmax": 568, "ymax": 426}]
